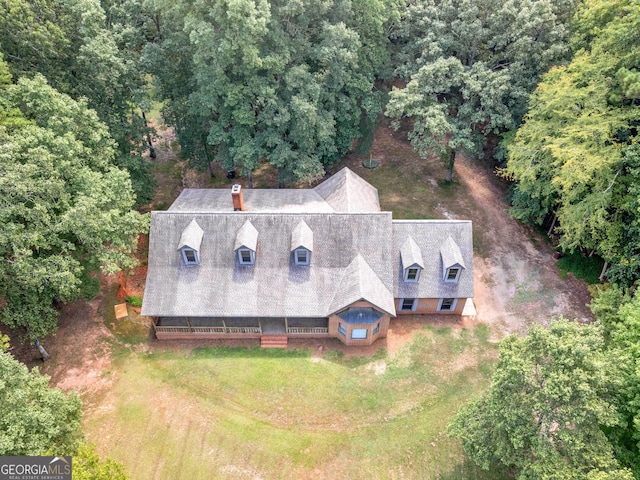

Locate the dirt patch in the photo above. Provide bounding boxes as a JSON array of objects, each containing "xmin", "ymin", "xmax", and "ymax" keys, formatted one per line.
[
  {"xmin": 12, "ymin": 275, "xmax": 118, "ymax": 399},
  {"xmin": 453, "ymin": 156, "xmax": 593, "ymax": 336}
]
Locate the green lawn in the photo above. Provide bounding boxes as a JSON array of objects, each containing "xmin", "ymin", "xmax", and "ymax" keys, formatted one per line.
[{"xmin": 85, "ymin": 326, "xmax": 501, "ymax": 479}]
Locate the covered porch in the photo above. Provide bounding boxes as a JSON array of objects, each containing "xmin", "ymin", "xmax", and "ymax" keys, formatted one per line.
[{"xmin": 153, "ymin": 316, "xmax": 329, "ymax": 339}]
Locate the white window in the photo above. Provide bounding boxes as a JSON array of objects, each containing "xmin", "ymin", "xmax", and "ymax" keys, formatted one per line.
[
  {"xmin": 373, "ymin": 323, "xmax": 380, "ymax": 335},
  {"xmin": 445, "ymin": 267, "xmax": 461, "ymax": 283},
  {"xmin": 400, "ymin": 298, "xmax": 417, "ymax": 311},
  {"xmin": 338, "ymin": 323, "xmax": 346, "ymax": 336},
  {"xmin": 351, "ymin": 328, "xmax": 367, "ymax": 339},
  {"xmin": 238, "ymin": 248, "xmax": 255, "ymax": 265},
  {"xmin": 437, "ymin": 298, "xmax": 458, "ymax": 312},
  {"xmin": 294, "ymin": 248, "xmax": 310, "ymax": 266},
  {"xmin": 404, "ymin": 266, "xmax": 420, "ymax": 282},
  {"xmin": 181, "ymin": 248, "xmax": 199, "ymax": 265}
]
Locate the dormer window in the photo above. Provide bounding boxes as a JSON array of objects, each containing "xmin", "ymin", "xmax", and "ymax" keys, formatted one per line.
[
  {"xmin": 445, "ymin": 267, "xmax": 461, "ymax": 283},
  {"xmin": 238, "ymin": 247, "xmax": 255, "ymax": 265},
  {"xmin": 294, "ymin": 248, "xmax": 310, "ymax": 266},
  {"xmin": 404, "ymin": 266, "xmax": 420, "ymax": 282},
  {"xmin": 177, "ymin": 219, "xmax": 204, "ymax": 266},
  {"xmin": 234, "ymin": 220, "xmax": 258, "ymax": 266},
  {"xmin": 182, "ymin": 248, "xmax": 199, "ymax": 265},
  {"xmin": 291, "ymin": 220, "xmax": 313, "ymax": 267},
  {"xmin": 440, "ymin": 236, "xmax": 465, "ymax": 284},
  {"xmin": 400, "ymin": 236, "xmax": 424, "ymax": 283}
]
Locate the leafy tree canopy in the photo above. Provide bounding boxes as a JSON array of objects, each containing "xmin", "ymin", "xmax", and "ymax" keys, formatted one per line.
[
  {"xmin": 0, "ymin": 66, "xmax": 148, "ymax": 339},
  {"xmin": 501, "ymin": 0, "xmax": 640, "ymax": 286},
  {"xmin": 0, "ymin": 351, "xmax": 82, "ymax": 455},
  {"xmin": 448, "ymin": 319, "xmax": 633, "ymax": 480},
  {"xmin": 386, "ymin": 0, "xmax": 575, "ymax": 181},
  {"xmin": 72, "ymin": 443, "xmax": 129, "ymax": 480},
  {"xmin": 145, "ymin": 0, "xmax": 399, "ymax": 185},
  {"xmin": 0, "ymin": 350, "xmax": 129, "ymax": 477},
  {"xmin": 589, "ymin": 287, "xmax": 640, "ymax": 477},
  {"xmin": 0, "ymin": 0, "xmax": 156, "ymax": 204}
]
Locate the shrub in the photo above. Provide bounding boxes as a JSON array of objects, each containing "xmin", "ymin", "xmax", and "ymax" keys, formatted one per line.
[
  {"xmin": 556, "ymin": 252, "xmax": 604, "ymax": 284},
  {"xmin": 125, "ymin": 295, "xmax": 142, "ymax": 308}
]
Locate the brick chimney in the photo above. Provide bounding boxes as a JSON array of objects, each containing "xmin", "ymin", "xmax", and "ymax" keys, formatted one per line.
[{"xmin": 231, "ymin": 184, "xmax": 245, "ymax": 211}]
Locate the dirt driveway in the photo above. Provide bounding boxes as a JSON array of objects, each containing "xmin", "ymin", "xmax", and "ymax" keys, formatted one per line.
[
  {"xmin": 454, "ymin": 157, "xmax": 593, "ymax": 337},
  {"xmin": 16, "ymin": 122, "xmax": 593, "ymax": 391}
]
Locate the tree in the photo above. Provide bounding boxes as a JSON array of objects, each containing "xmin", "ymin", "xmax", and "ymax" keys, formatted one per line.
[
  {"xmin": 0, "ymin": 68, "xmax": 148, "ymax": 340},
  {"xmin": 144, "ymin": 0, "xmax": 398, "ymax": 185},
  {"xmin": 501, "ymin": 0, "xmax": 640, "ymax": 285},
  {"xmin": 590, "ymin": 288, "xmax": 640, "ymax": 477},
  {"xmin": 386, "ymin": 57, "xmax": 514, "ymax": 182},
  {"xmin": 448, "ymin": 319, "xmax": 632, "ymax": 479},
  {"xmin": 0, "ymin": 350, "xmax": 129, "ymax": 477},
  {"xmin": 386, "ymin": 0, "xmax": 576, "ymax": 182},
  {"xmin": 0, "ymin": 351, "xmax": 82, "ymax": 455},
  {"xmin": 72, "ymin": 443, "xmax": 129, "ymax": 480},
  {"xmin": 0, "ymin": 0, "xmax": 156, "ymax": 205},
  {"xmin": 0, "ymin": 0, "xmax": 73, "ymax": 88}
]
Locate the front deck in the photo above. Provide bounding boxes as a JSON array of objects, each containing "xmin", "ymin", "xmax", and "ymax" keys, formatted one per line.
[{"xmin": 153, "ymin": 316, "xmax": 329, "ymax": 339}]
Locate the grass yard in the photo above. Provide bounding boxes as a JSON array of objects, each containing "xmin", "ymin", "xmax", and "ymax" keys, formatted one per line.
[{"xmin": 84, "ymin": 325, "xmax": 500, "ymax": 479}]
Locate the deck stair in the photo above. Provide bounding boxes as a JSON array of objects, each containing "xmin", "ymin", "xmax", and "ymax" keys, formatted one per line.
[{"xmin": 261, "ymin": 335, "xmax": 288, "ymax": 348}]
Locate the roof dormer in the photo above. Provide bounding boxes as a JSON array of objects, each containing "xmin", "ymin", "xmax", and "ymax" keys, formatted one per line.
[
  {"xmin": 177, "ymin": 219, "xmax": 204, "ymax": 265},
  {"xmin": 440, "ymin": 236, "xmax": 465, "ymax": 283},
  {"xmin": 234, "ymin": 220, "xmax": 258, "ymax": 265},
  {"xmin": 291, "ymin": 220, "xmax": 313, "ymax": 266},
  {"xmin": 400, "ymin": 236, "xmax": 424, "ymax": 282}
]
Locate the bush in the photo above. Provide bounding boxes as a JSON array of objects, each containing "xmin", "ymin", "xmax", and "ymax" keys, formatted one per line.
[
  {"xmin": 125, "ymin": 295, "xmax": 142, "ymax": 308},
  {"xmin": 78, "ymin": 259, "xmax": 100, "ymax": 301},
  {"xmin": 556, "ymin": 252, "xmax": 604, "ymax": 284}
]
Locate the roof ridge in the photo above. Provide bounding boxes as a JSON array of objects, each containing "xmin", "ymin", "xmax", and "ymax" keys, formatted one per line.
[
  {"xmin": 152, "ymin": 211, "xmax": 393, "ymax": 217},
  {"xmin": 327, "ymin": 254, "xmax": 395, "ymax": 316},
  {"xmin": 393, "ymin": 219, "xmax": 472, "ymax": 224}
]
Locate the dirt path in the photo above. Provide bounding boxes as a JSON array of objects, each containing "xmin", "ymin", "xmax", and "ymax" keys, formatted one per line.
[{"xmin": 454, "ymin": 157, "xmax": 593, "ymax": 337}]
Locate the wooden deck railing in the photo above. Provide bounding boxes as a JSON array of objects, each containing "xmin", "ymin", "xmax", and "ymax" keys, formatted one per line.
[
  {"xmin": 287, "ymin": 327, "xmax": 329, "ymax": 334},
  {"xmin": 154, "ymin": 325, "xmax": 261, "ymax": 334},
  {"xmin": 154, "ymin": 324, "xmax": 327, "ymax": 335}
]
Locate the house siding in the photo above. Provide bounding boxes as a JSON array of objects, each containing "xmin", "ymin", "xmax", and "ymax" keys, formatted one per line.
[
  {"xmin": 395, "ymin": 297, "xmax": 465, "ymax": 315},
  {"xmin": 328, "ymin": 301, "xmax": 390, "ymax": 346}
]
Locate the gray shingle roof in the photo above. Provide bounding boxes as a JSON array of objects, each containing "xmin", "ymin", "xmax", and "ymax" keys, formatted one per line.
[
  {"xmin": 142, "ymin": 169, "xmax": 474, "ymax": 320},
  {"xmin": 291, "ymin": 220, "xmax": 314, "ymax": 252},
  {"xmin": 400, "ymin": 236, "xmax": 425, "ymax": 269},
  {"xmin": 313, "ymin": 168, "xmax": 380, "ymax": 212},
  {"xmin": 142, "ymin": 212, "xmax": 395, "ymax": 318},
  {"xmin": 168, "ymin": 167, "xmax": 379, "ymax": 214},
  {"xmin": 176, "ymin": 218, "xmax": 204, "ymax": 251},
  {"xmin": 234, "ymin": 220, "xmax": 259, "ymax": 251},
  {"xmin": 440, "ymin": 236, "xmax": 465, "ymax": 270},
  {"xmin": 393, "ymin": 221, "xmax": 474, "ymax": 299},
  {"xmin": 169, "ymin": 188, "xmax": 335, "ymax": 213},
  {"xmin": 328, "ymin": 255, "xmax": 396, "ymax": 316}
]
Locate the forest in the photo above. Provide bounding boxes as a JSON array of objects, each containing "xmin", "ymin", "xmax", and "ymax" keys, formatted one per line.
[{"xmin": 0, "ymin": 0, "xmax": 639, "ymax": 478}]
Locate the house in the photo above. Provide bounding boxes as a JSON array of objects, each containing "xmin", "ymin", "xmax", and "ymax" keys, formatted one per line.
[{"xmin": 141, "ymin": 168, "xmax": 474, "ymax": 346}]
